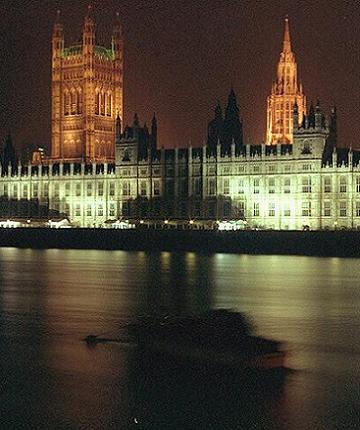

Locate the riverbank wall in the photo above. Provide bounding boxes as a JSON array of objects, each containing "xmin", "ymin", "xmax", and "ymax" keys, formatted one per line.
[{"xmin": 0, "ymin": 228, "xmax": 360, "ymax": 257}]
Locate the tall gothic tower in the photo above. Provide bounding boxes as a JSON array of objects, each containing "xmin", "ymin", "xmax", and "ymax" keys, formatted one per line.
[
  {"xmin": 266, "ymin": 17, "xmax": 306, "ymax": 145},
  {"xmin": 51, "ymin": 8, "xmax": 124, "ymax": 162}
]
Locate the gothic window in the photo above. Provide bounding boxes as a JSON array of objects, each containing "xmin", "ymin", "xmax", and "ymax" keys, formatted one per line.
[
  {"xmin": 86, "ymin": 183, "xmax": 92, "ymax": 196},
  {"xmin": 237, "ymin": 178, "xmax": 244, "ymax": 194},
  {"xmin": 71, "ymin": 91, "xmax": 77, "ymax": 115},
  {"xmin": 283, "ymin": 177, "xmax": 291, "ymax": 193},
  {"xmin": 223, "ymin": 178, "xmax": 230, "ymax": 195},
  {"xmin": 64, "ymin": 92, "xmax": 70, "ymax": 115},
  {"xmin": 65, "ymin": 183, "xmax": 70, "ymax": 197},
  {"xmin": 122, "ymin": 181, "xmax": 130, "ymax": 196},
  {"xmin": 75, "ymin": 183, "xmax": 81, "ymax": 196},
  {"xmin": 238, "ymin": 201, "xmax": 245, "ymax": 218},
  {"xmin": 356, "ymin": 177, "xmax": 360, "ymax": 193},
  {"xmin": 323, "ymin": 201, "xmax": 331, "ymax": 217},
  {"xmin": 268, "ymin": 202, "xmax": 275, "ymax": 217},
  {"xmin": 75, "ymin": 204, "xmax": 81, "ymax": 216},
  {"xmin": 209, "ymin": 178, "xmax": 215, "ymax": 196},
  {"xmin": 106, "ymin": 93, "xmax": 112, "ymax": 116},
  {"xmin": 153, "ymin": 180, "xmax": 160, "ymax": 196},
  {"xmin": 77, "ymin": 90, "xmax": 83, "ymax": 114},
  {"xmin": 109, "ymin": 182, "xmax": 115, "ymax": 196},
  {"xmin": 302, "ymin": 177, "xmax": 311, "ymax": 193},
  {"xmin": 339, "ymin": 177, "xmax": 347, "ymax": 193},
  {"xmin": 253, "ymin": 178, "xmax": 260, "ymax": 194},
  {"xmin": 95, "ymin": 91, "xmax": 100, "ymax": 115},
  {"xmin": 98, "ymin": 182, "xmax": 104, "ymax": 196},
  {"xmin": 339, "ymin": 201, "xmax": 347, "ymax": 217},
  {"xmin": 268, "ymin": 178, "xmax": 275, "ymax": 194},
  {"xmin": 98, "ymin": 204, "xmax": 103, "ymax": 217},
  {"xmin": 324, "ymin": 177, "xmax": 331, "ymax": 193},
  {"xmin": 253, "ymin": 202, "xmax": 259, "ymax": 217},
  {"xmin": 109, "ymin": 203, "xmax": 115, "ymax": 217},
  {"xmin": 140, "ymin": 181, "xmax": 147, "ymax": 196},
  {"xmin": 100, "ymin": 93, "xmax": 106, "ymax": 116},
  {"xmin": 356, "ymin": 201, "xmax": 360, "ymax": 217},
  {"xmin": 302, "ymin": 201, "xmax": 311, "ymax": 217},
  {"xmin": 86, "ymin": 204, "xmax": 92, "ymax": 217}
]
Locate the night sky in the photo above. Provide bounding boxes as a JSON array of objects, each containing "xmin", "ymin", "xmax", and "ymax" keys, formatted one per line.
[{"xmin": 0, "ymin": 0, "xmax": 359, "ymax": 153}]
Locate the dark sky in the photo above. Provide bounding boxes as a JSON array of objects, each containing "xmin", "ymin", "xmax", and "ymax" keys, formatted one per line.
[{"xmin": 0, "ymin": 0, "xmax": 359, "ymax": 152}]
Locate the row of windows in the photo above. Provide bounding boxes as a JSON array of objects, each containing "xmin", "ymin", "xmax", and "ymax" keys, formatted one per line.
[
  {"xmin": 249, "ymin": 201, "xmax": 360, "ymax": 218},
  {"xmin": 64, "ymin": 90, "xmax": 82, "ymax": 116}
]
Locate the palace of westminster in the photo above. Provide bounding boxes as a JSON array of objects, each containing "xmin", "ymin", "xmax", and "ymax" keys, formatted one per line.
[{"xmin": 1, "ymin": 11, "xmax": 359, "ymax": 230}]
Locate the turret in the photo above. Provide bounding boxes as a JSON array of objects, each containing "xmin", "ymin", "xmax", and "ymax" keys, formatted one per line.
[
  {"xmin": 115, "ymin": 114, "xmax": 122, "ymax": 143},
  {"xmin": 315, "ymin": 99, "xmax": 322, "ymax": 130},
  {"xmin": 293, "ymin": 101, "xmax": 299, "ymax": 132},
  {"xmin": 112, "ymin": 12, "xmax": 124, "ymax": 122}
]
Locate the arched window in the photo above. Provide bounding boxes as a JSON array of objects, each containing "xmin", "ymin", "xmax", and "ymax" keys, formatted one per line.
[
  {"xmin": 106, "ymin": 93, "xmax": 112, "ymax": 116},
  {"xmin": 64, "ymin": 92, "xmax": 70, "ymax": 115},
  {"xmin": 71, "ymin": 90, "xmax": 77, "ymax": 115},
  {"xmin": 100, "ymin": 93, "xmax": 106, "ymax": 116},
  {"xmin": 95, "ymin": 91, "xmax": 100, "ymax": 115},
  {"xmin": 77, "ymin": 89, "xmax": 83, "ymax": 114}
]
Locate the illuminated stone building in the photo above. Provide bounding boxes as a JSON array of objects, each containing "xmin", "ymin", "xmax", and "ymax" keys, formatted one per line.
[
  {"xmin": 266, "ymin": 17, "xmax": 306, "ymax": 145},
  {"xmin": 51, "ymin": 8, "xmax": 123, "ymax": 163},
  {"xmin": 1, "ymin": 15, "xmax": 360, "ymax": 230}
]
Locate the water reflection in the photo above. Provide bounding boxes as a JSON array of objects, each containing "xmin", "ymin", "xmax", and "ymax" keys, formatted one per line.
[{"xmin": 0, "ymin": 249, "xmax": 359, "ymax": 429}]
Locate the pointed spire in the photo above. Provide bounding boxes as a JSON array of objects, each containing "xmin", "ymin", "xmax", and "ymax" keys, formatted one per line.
[{"xmin": 283, "ymin": 16, "xmax": 292, "ymax": 53}]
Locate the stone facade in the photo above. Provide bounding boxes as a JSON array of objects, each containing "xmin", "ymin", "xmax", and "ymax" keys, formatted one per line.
[{"xmin": 51, "ymin": 9, "xmax": 123, "ymax": 163}]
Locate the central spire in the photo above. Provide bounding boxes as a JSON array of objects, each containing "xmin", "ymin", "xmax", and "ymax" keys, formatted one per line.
[{"xmin": 283, "ymin": 16, "xmax": 292, "ymax": 53}]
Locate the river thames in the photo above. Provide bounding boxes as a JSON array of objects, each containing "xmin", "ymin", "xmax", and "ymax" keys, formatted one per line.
[{"xmin": 0, "ymin": 248, "xmax": 358, "ymax": 429}]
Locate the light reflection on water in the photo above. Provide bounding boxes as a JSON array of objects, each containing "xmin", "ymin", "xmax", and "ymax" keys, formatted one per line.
[{"xmin": 0, "ymin": 248, "xmax": 359, "ymax": 429}]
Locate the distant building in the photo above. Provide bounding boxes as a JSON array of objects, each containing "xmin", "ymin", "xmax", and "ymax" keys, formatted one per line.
[{"xmin": 1, "ymin": 14, "xmax": 360, "ymax": 230}]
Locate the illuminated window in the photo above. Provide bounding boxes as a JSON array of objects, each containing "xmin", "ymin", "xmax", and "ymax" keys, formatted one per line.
[
  {"xmin": 323, "ymin": 201, "xmax": 331, "ymax": 217},
  {"xmin": 109, "ymin": 202, "xmax": 115, "ymax": 217},
  {"xmin": 64, "ymin": 203, "xmax": 70, "ymax": 214},
  {"xmin": 268, "ymin": 178, "xmax": 275, "ymax": 194},
  {"xmin": 253, "ymin": 165, "xmax": 260, "ymax": 173},
  {"xmin": 223, "ymin": 178, "xmax": 230, "ymax": 195},
  {"xmin": 77, "ymin": 90, "xmax": 82, "ymax": 114},
  {"xmin": 86, "ymin": 204, "xmax": 92, "ymax": 217},
  {"xmin": 208, "ymin": 166, "xmax": 216, "ymax": 175},
  {"xmin": 13, "ymin": 184, "xmax": 18, "ymax": 198},
  {"xmin": 193, "ymin": 178, "xmax": 201, "ymax": 195},
  {"xmin": 109, "ymin": 182, "xmax": 115, "ymax": 196},
  {"xmin": 356, "ymin": 201, "xmax": 360, "ymax": 217},
  {"xmin": 253, "ymin": 178, "xmax": 259, "ymax": 194},
  {"xmin": 65, "ymin": 183, "xmax": 70, "ymax": 197},
  {"xmin": 153, "ymin": 180, "xmax": 160, "ymax": 196},
  {"xmin": 140, "ymin": 181, "xmax": 147, "ymax": 196},
  {"xmin": 3, "ymin": 184, "xmax": 8, "ymax": 197},
  {"xmin": 356, "ymin": 177, "xmax": 360, "ymax": 193},
  {"xmin": 238, "ymin": 178, "xmax": 244, "ymax": 194},
  {"xmin": 283, "ymin": 207, "xmax": 290, "ymax": 217},
  {"xmin": 223, "ymin": 166, "xmax": 230, "ymax": 174},
  {"xmin": 106, "ymin": 93, "xmax": 112, "ymax": 116},
  {"xmin": 75, "ymin": 183, "xmax": 81, "ymax": 196},
  {"xmin": 339, "ymin": 201, "xmax": 347, "ymax": 217},
  {"xmin": 64, "ymin": 92, "xmax": 70, "ymax": 115},
  {"xmin": 284, "ymin": 165, "xmax": 291, "ymax": 172},
  {"xmin": 122, "ymin": 181, "xmax": 130, "ymax": 196},
  {"xmin": 283, "ymin": 177, "xmax": 291, "ymax": 193},
  {"xmin": 98, "ymin": 182, "xmax": 104, "ymax": 196},
  {"xmin": 324, "ymin": 177, "xmax": 331, "ymax": 193},
  {"xmin": 33, "ymin": 183, "xmax": 38, "ymax": 198},
  {"xmin": 71, "ymin": 91, "xmax": 77, "ymax": 115},
  {"xmin": 209, "ymin": 178, "xmax": 215, "ymax": 196},
  {"xmin": 98, "ymin": 204, "xmax": 103, "ymax": 216},
  {"xmin": 43, "ymin": 183, "xmax": 49, "ymax": 198},
  {"xmin": 238, "ymin": 201, "xmax": 245, "ymax": 218},
  {"xmin": 100, "ymin": 93, "xmax": 106, "ymax": 116},
  {"xmin": 302, "ymin": 201, "xmax": 311, "ymax": 217},
  {"xmin": 23, "ymin": 184, "xmax": 28, "ymax": 199},
  {"xmin": 268, "ymin": 165, "xmax": 276, "ymax": 172},
  {"xmin": 238, "ymin": 165, "xmax": 245, "ymax": 173},
  {"xmin": 268, "ymin": 202, "xmax": 275, "ymax": 217},
  {"xmin": 86, "ymin": 183, "xmax": 92, "ymax": 196},
  {"xmin": 253, "ymin": 202, "xmax": 259, "ymax": 217},
  {"xmin": 193, "ymin": 165, "xmax": 201, "ymax": 176},
  {"xmin": 339, "ymin": 177, "xmax": 347, "ymax": 193},
  {"xmin": 54, "ymin": 183, "xmax": 59, "ymax": 198},
  {"xmin": 95, "ymin": 92, "xmax": 100, "ymax": 115},
  {"xmin": 302, "ymin": 177, "xmax": 311, "ymax": 193},
  {"xmin": 302, "ymin": 164, "xmax": 310, "ymax": 171}
]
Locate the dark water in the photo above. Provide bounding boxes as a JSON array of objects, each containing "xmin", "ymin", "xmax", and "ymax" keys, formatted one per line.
[{"xmin": 0, "ymin": 249, "xmax": 358, "ymax": 429}]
